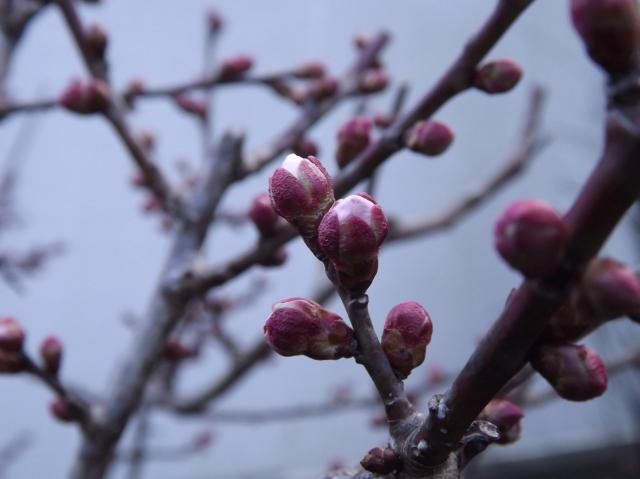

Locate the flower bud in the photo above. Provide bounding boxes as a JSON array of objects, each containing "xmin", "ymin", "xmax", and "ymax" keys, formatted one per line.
[
  {"xmin": 336, "ymin": 117, "xmax": 372, "ymax": 168},
  {"xmin": 381, "ymin": 301, "xmax": 433, "ymax": 378},
  {"xmin": 570, "ymin": 0, "xmax": 640, "ymax": 74},
  {"xmin": 40, "ymin": 336, "xmax": 63, "ymax": 376},
  {"xmin": 360, "ymin": 447, "xmax": 401, "ymax": 475},
  {"xmin": 123, "ymin": 78, "xmax": 145, "ymax": 108},
  {"xmin": 292, "ymin": 137, "xmax": 319, "ymax": 158},
  {"xmin": 474, "ymin": 59, "xmax": 523, "ymax": 94},
  {"xmin": 531, "ymin": 343, "xmax": 608, "ymax": 401},
  {"xmin": 308, "ymin": 77, "xmax": 339, "ymax": 101},
  {"xmin": 0, "ymin": 349, "xmax": 24, "ymax": 374},
  {"xmin": 0, "ymin": 317, "xmax": 25, "ymax": 352},
  {"xmin": 50, "ymin": 398, "xmax": 77, "ymax": 422},
  {"xmin": 268, "ymin": 154, "xmax": 334, "ymax": 239},
  {"xmin": 163, "ymin": 338, "xmax": 198, "ymax": 361},
  {"xmin": 258, "ymin": 247, "xmax": 288, "ymax": 267},
  {"xmin": 136, "ymin": 130, "xmax": 156, "ymax": 154},
  {"xmin": 207, "ymin": 9, "xmax": 224, "ymax": 33},
  {"xmin": 405, "ymin": 120, "xmax": 454, "ymax": 156},
  {"xmin": 373, "ymin": 113, "xmax": 395, "ymax": 129},
  {"xmin": 582, "ymin": 257, "xmax": 640, "ymax": 319},
  {"xmin": 358, "ymin": 69, "xmax": 389, "ymax": 94},
  {"xmin": 249, "ymin": 192, "xmax": 280, "ymax": 236},
  {"xmin": 174, "ymin": 94, "xmax": 208, "ymax": 121},
  {"xmin": 219, "ymin": 55, "xmax": 253, "ymax": 81},
  {"xmin": 494, "ymin": 199, "xmax": 568, "ymax": 277},
  {"xmin": 85, "ymin": 23, "xmax": 108, "ymax": 60},
  {"xmin": 479, "ymin": 399, "xmax": 524, "ymax": 444},
  {"xmin": 264, "ymin": 298, "xmax": 355, "ymax": 360},
  {"xmin": 59, "ymin": 79, "xmax": 110, "ymax": 114},
  {"xmin": 293, "ymin": 61, "xmax": 326, "ymax": 79}
]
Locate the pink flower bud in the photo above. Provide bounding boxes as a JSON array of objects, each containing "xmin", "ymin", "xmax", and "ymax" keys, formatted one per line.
[
  {"xmin": 59, "ymin": 79, "xmax": 110, "ymax": 114},
  {"xmin": 258, "ymin": 247, "xmax": 288, "ymax": 267},
  {"xmin": 0, "ymin": 317, "xmax": 25, "ymax": 352},
  {"xmin": 494, "ymin": 199, "xmax": 568, "ymax": 277},
  {"xmin": 142, "ymin": 196, "xmax": 163, "ymax": 213},
  {"xmin": 174, "ymin": 94, "xmax": 208, "ymax": 121},
  {"xmin": 249, "ymin": 192, "xmax": 280, "ymax": 236},
  {"xmin": 570, "ymin": 0, "xmax": 640, "ymax": 74},
  {"xmin": 268, "ymin": 154, "xmax": 335, "ymax": 239},
  {"xmin": 264, "ymin": 298, "xmax": 355, "ymax": 360},
  {"xmin": 373, "ymin": 113, "xmax": 395, "ymax": 129},
  {"xmin": 293, "ymin": 61, "xmax": 326, "ymax": 79},
  {"xmin": 50, "ymin": 398, "xmax": 77, "ymax": 422},
  {"xmin": 405, "ymin": 120, "xmax": 454, "ymax": 156},
  {"xmin": 40, "ymin": 336, "xmax": 63, "ymax": 376},
  {"xmin": 85, "ymin": 23, "xmax": 108, "ymax": 60},
  {"xmin": 479, "ymin": 399, "xmax": 524, "ymax": 444},
  {"xmin": 582, "ymin": 257, "xmax": 640, "ymax": 318},
  {"xmin": 307, "ymin": 77, "xmax": 339, "ymax": 102},
  {"xmin": 0, "ymin": 349, "xmax": 24, "ymax": 374},
  {"xmin": 531, "ymin": 343, "xmax": 608, "ymax": 401},
  {"xmin": 336, "ymin": 117, "xmax": 372, "ymax": 168},
  {"xmin": 292, "ymin": 137, "xmax": 319, "ymax": 158},
  {"xmin": 474, "ymin": 59, "xmax": 523, "ymax": 94},
  {"xmin": 381, "ymin": 301, "xmax": 433, "ymax": 378},
  {"xmin": 219, "ymin": 55, "xmax": 253, "ymax": 81},
  {"xmin": 360, "ymin": 447, "xmax": 401, "ymax": 475},
  {"xmin": 358, "ymin": 69, "xmax": 389, "ymax": 94}
]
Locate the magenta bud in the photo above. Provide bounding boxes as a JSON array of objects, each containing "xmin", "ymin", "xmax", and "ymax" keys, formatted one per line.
[
  {"xmin": 494, "ymin": 199, "xmax": 568, "ymax": 277},
  {"xmin": 0, "ymin": 349, "xmax": 24, "ymax": 374},
  {"xmin": 292, "ymin": 137, "xmax": 319, "ymax": 158},
  {"xmin": 405, "ymin": 120, "xmax": 454, "ymax": 156},
  {"xmin": 258, "ymin": 247, "xmax": 288, "ymax": 267},
  {"xmin": 0, "ymin": 317, "xmax": 25, "ymax": 352},
  {"xmin": 474, "ymin": 59, "xmax": 523, "ymax": 94},
  {"xmin": 50, "ymin": 398, "xmax": 77, "ymax": 423},
  {"xmin": 582, "ymin": 257, "xmax": 640, "ymax": 319},
  {"xmin": 59, "ymin": 79, "xmax": 111, "ymax": 114},
  {"xmin": 264, "ymin": 298, "xmax": 355, "ymax": 360},
  {"xmin": 174, "ymin": 94, "xmax": 208, "ymax": 121},
  {"xmin": 318, "ymin": 193, "xmax": 388, "ymax": 272},
  {"xmin": 480, "ymin": 400, "xmax": 524, "ymax": 444},
  {"xmin": 336, "ymin": 117, "xmax": 372, "ymax": 168},
  {"xmin": 308, "ymin": 77, "xmax": 339, "ymax": 101},
  {"xmin": 268, "ymin": 154, "xmax": 335, "ymax": 239},
  {"xmin": 358, "ymin": 69, "xmax": 389, "ymax": 94},
  {"xmin": 39, "ymin": 336, "xmax": 63, "ymax": 376},
  {"xmin": 531, "ymin": 343, "xmax": 608, "ymax": 401},
  {"xmin": 381, "ymin": 301, "xmax": 433, "ymax": 378},
  {"xmin": 360, "ymin": 447, "xmax": 401, "ymax": 475},
  {"xmin": 85, "ymin": 23, "xmax": 108, "ymax": 60},
  {"xmin": 219, "ymin": 55, "xmax": 253, "ymax": 81},
  {"xmin": 293, "ymin": 61, "xmax": 326, "ymax": 79},
  {"xmin": 249, "ymin": 192, "xmax": 280, "ymax": 236},
  {"xmin": 373, "ymin": 113, "xmax": 395, "ymax": 129},
  {"xmin": 570, "ymin": 0, "xmax": 640, "ymax": 74}
]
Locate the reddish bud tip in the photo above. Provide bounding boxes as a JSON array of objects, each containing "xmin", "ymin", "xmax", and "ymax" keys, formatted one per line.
[
  {"xmin": 268, "ymin": 154, "xmax": 335, "ymax": 239},
  {"xmin": 174, "ymin": 94, "xmax": 208, "ymax": 121},
  {"xmin": 50, "ymin": 398, "xmax": 77, "ymax": 423},
  {"xmin": 264, "ymin": 298, "xmax": 355, "ymax": 360},
  {"xmin": 85, "ymin": 23, "xmax": 108, "ymax": 60},
  {"xmin": 336, "ymin": 117, "xmax": 372, "ymax": 168},
  {"xmin": 474, "ymin": 59, "xmax": 523, "ymax": 94},
  {"xmin": 405, "ymin": 120, "xmax": 454, "ymax": 156},
  {"xmin": 373, "ymin": 113, "xmax": 395, "ymax": 129},
  {"xmin": 582, "ymin": 257, "xmax": 640, "ymax": 319},
  {"xmin": 219, "ymin": 55, "xmax": 254, "ymax": 81},
  {"xmin": 360, "ymin": 447, "xmax": 402, "ymax": 475},
  {"xmin": 292, "ymin": 137, "xmax": 319, "ymax": 158},
  {"xmin": 249, "ymin": 192, "xmax": 280, "ymax": 236},
  {"xmin": 0, "ymin": 317, "xmax": 25, "ymax": 352},
  {"xmin": 358, "ymin": 69, "xmax": 389, "ymax": 94},
  {"xmin": 381, "ymin": 301, "xmax": 433, "ymax": 378},
  {"xmin": 494, "ymin": 199, "xmax": 568, "ymax": 277},
  {"xmin": 480, "ymin": 400, "xmax": 524, "ymax": 444},
  {"xmin": 40, "ymin": 336, "xmax": 63, "ymax": 376},
  {"xmin": 570, "ymin": 0, "xmax": 640, "ymax": 74},
  {"xmin": 531, "ymin": 343, "xmax": 608, "ymax": 401},
  {"xmin": 293, "ymin": 61, "xmax": 326, "ymax": 79},
  {"xmin": 59, "ymin": 79, "xmax": 111, "ymax": 114},
  {"xmin": 308, "ymin": 77, "xmax": 339, "ymax": 101}
]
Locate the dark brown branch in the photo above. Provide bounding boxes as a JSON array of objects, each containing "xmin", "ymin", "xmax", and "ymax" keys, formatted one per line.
[{"xmin": 0, "ymin": 98, "xmax": 57, "ymax": 120}]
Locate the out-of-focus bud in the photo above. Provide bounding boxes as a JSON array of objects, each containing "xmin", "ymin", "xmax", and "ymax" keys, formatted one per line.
[
  {"xmin": 85, "ymin": 23, "xmax": 108, "ymax": 60},
  {"xmin": 308, "ymin": 77, "xmax": 339, "ymax": 101},
  {"xmin": 494, "ymin": 199, "xmax": 568, "ymax": 278},
  {"xmin": 40, "ymin": 336, "xmax": 63, "ymax": 376},
  {"xmin": 191, "ymin": 430, "xmax": 215, "ymax": 451},
  {"xmin": 0, "ymin": 317, "xmax": 25, "ymax": 352},
  {"xmin": 531, "ymin": 343, "xmax": 608, "ymax": 401},
  {"xmin": 123, "ymin": 78, "xmax": 146, "ymax": 108},
  {"xmin": 474, "ymin": 59, "xmax": 523, "ymax": 94},
  {"xmin": 0, "ymin": 349, "xmax": 24, "ymax": 373},
  {"xmin": 360, "ymin": 447, "xmax": 401, "ymax": 475},
  {"xmin": 479, "ymin": 399, "xmax": 524, "ymax": 444},
  {"xmin": 268, "ymin": 154, "xmax": 334, "ymax": 239},
  {"xmin": 50, "ymin": 398, "xmax": 77, "ymax": 422},
  {"xmin": 336, "ymin": 117, "xmax": 372, "ymax": 168},
  {"xmin": 358, "ymin": 69, "xmax": 389, "ymax": 94},
  {"xmin": 207, "ymin": 9, "xmax": 224, "ymax": 33},
  {"xmin": 59, "ymin": 79, "xmax": 110, "ymax": 114},
  {"xmin": 381, "ymin": 301, "xmax": 433, "ymax": 378},
  {"xmin": 405, "ymin": 120, "xmax": 454, "ymax": 156},
  {"xmin": 163, "ymin": 338, "xmax": 198, "ymax": 361},
  {"xmin": 142, "ymin": 196, "xmax": 163, "ymax": 213},
  {"xmin": 292, "ymin": 137, "xmax": 319, "ymax": 158},
  {"xmin": 136, "ymin": 130, "xmax": 156, "ymax": 154},
  {"xmin": 257, "ymin": 247, "xmax": 288, "ymax": 267},
  {"xmin": 264, "ymin": 298, "xmax": 355, "ymax": 360},
  {"xmin": 570, "ymin": 0, "xmax": 640, "ymax": 74},
  {"xmin": 174, "ymin": 94, "xmax": 208, "ymax": 121},
  {"xmin": 293, "ymin": 61, "xmax": 326, "ymax": 79},
  {"xmin": 249, "ymin": 192, "xmax": 280, "ymax": 236},
  {"xmin": 582, "ymin": 257, "xmax": 640, "ymax": 319},
  {"xmin": 218, "ymin": 55, "xmax": 253, "ymax": 81},
  {"xmin": 373, "ymin": 113, "xmax": 395, "ymax": 129}
]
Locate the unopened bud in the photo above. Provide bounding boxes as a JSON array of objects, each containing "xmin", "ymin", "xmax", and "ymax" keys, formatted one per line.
[
  {"xmin": 494, "ymin": 199, "xmax": 568, "ymax": 277},
  {"xmin": 582, "ymin": 257, "xmax": 640, "ymax": 319},
  {"xmin": 85, "ymin": 23, "xmax": 108, "ymax": 60},
  {"xmin": 207, "ymin": 9, "xmax": 224, "ymax": 33},
  {"xmin": 249, "ymin": 192, "xmax": 280, "ymax": 237},
  {"xmin": 40, "ymin": 336, "xmax": 63, "ymax": 376},
  {"xmin": 136, "ymin": 130, "xmax": 156, "ymax": 154},
  {"xmin": 358, "ymin": 69, "xmax": 388, "ymax": 94},
  {"xmin": 174, "ymin": 94, "xmax": 208, "ymax": 121},
  {"xmin": 360, "ymin": 447, "xmax": 401, "ymax": 475},
  {"xmin": 164, "ymin": 338, "xmax": 198, "ymax": 361},
  {"xmin": 405, "ymin": 120, "xmax": 454, "ymax": 156},
  {"xmin": 268, "ymin": 154, "xmax": 334, "ymax": 239},
  {"xmin": 219, "ymin": 55, "xmax": 253, "ymax": 81},
  {"xmin": 264, "ymin": 298, "xmax": 355, "ymax": 360},
  {"xmin": 570, "ymin": 0, "xmax": 640, "ymax": 74},
  {"xmin": 258, "ymin": 247, "xmax": 288, "ymax": 267},
  {"xmin": 50, "ymin": 398, "xmax": 77, "ymax": 422},
  {"xmin": 308, "ymin": 77, "xmax": 339, "ymax": 101},
  {"xmin": 123, "ymin": 78, "xmax": 146, "ymax": 108},
  {"xmin": 336, "ymin": 117, "xmax": 372, "ymax": 168},
  {"xmin": 474, "ymin": 59, "xmax": 523, "ymax": 94},
  {"xmin": 373, "ymin": 113, "xmax": 395, "ymax": 129},
  {"xmin": 479, "ymin": 400, "xmax": 524, "ymax": 444},
  {"xmin": 531, "ymin": 343, "xmax": 608, "ymax": 401},
  {"xmin": 293, "ymin": 61, "xmax": 326, "ymax": 79},
  {"xmin": 381, "ymin": 301, "xmax": 433, "ymax": 378},
  {"xmin": 292, "ymin": 137, "xmax": 319, "ymax": 158},
  {"xmin": 59, "ymin": 79, "xmax": 110, "ymax": 114},
  {"xmin": 0, "ymin": 317, "xmax": 25, "ymax": 352},
  {"xmin": 142, "ymin": 196, "xmax": 163, "ymax": 213}
]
